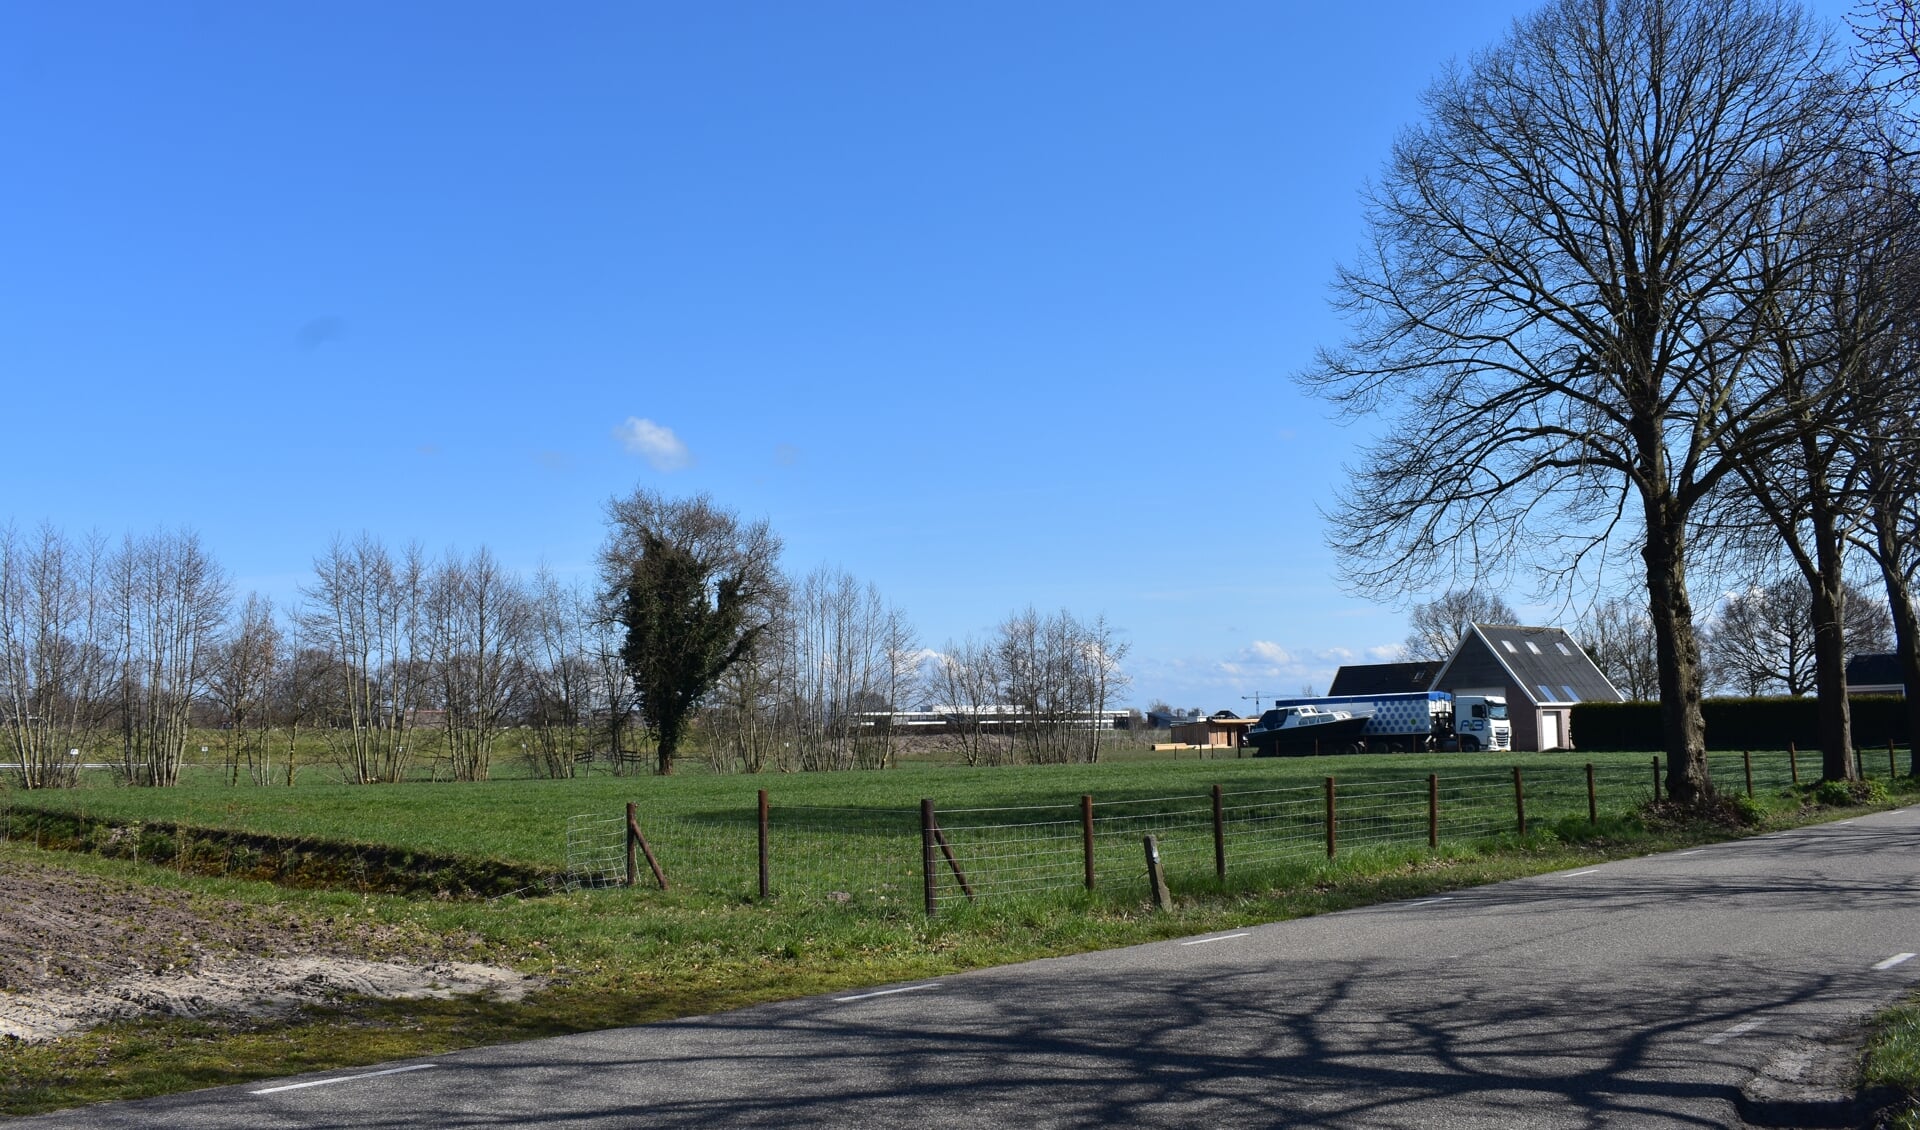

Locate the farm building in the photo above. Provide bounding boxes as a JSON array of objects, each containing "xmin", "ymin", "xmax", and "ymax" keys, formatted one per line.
[
  {"xmin": 1428, "ymin": 624, "xmax": 1624, "ymax": 751},
  {"xmin": 1845, "ymin": 653, "xmax": 1908, "ymax": 696},
  {"xmin": 1169, "ymin": 711, "xmax": 1253, "ymax": 750}
]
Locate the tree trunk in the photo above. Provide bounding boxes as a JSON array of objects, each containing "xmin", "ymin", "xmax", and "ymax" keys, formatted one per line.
[
  {"xmin": 1881, "ymin": 565, "xmax": 1920, "ymax": 778},
  {"xmin": 1807, "ymin": 504, "xmax": 1856, "ymax": 781},
  {"xmin": 1643, "ymin": 514, "xmax": 1711, "ymax": 805}
]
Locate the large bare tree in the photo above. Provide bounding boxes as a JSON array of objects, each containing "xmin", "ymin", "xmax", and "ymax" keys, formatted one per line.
[
  {"xmin": 208, "ymin": 592, "xmax": 283, "ymax": 785},
  {"xmin": 1572, "ymin": 593, "xmax": 1662, "ymax": 699},
  {"xmin": 1300, "ymin": 0, "xmax": 1858, "ymax": 804},
  {"xmin": 1704, "ymin": 576, "xmax": 1892, "ymax": 695}
]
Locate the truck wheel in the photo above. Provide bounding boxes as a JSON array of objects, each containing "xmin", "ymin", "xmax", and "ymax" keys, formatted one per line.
[{"xmin": 1460, "ymin": 737, "xmax": 1480, "ymax": 753}]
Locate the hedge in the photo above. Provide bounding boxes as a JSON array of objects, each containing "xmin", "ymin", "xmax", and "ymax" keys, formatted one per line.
[{"xmin": 1572, "ymin": 695, "xmax": 1911, "ymax": 752}]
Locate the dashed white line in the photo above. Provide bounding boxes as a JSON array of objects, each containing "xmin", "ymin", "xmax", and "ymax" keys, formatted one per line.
[
  {"xmin": 1179, "ymin": 932, "xmax": 1250, "ymax": 947},
  {"xmin": 1678, "ymin": 849, "xmax": 1706, "ymax": 856},
  {"xmin": 251, "ymin": 1064, "xmax": 436, "ymax": 1095},
  {"xmin": 1703, "ymin": 1018, "xmax": 1765, "ymax": 1045},
  {"xmin": 834, "ymin": 983, "xmax": 941, "ymax": 1003},
  {"xmin": 1409, "ymin": 897, "xmax": 1454, "ymax": 907},
  {"xmin": 1874, "ymin": 953, "xmax": 1916, "ymax": 971},
  {"xmin": 1567, "ymin": 869, "xmax": 1601, "ymax": 877}
]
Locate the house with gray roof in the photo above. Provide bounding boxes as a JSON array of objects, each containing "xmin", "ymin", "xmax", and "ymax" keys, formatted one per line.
[
  {"xmin": 1328, "ymin": 661, "xmax": 1437, "ymax": 696},
  {"xmin": 1428, "ymin": 624, "xmax": 1624, "ymax": 751}
]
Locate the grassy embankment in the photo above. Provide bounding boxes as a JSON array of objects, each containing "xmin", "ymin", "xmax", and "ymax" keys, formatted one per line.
[{"xmin": 1, "ymin": 746, "xmax": 1910, "ymax": 1116}]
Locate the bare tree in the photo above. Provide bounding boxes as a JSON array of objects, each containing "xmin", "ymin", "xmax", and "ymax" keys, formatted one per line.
[
  {"xmin": 1402, "ymin": 590, "xmax": 1518, "ymax": 661},
  {"xmin": 601, "ymin": 490, "xmax": 783, "ymax": 774},
  {"xmin": 522, "ymin": 570, "xmax": 596, "ymax": 779},
  {"xmin": 109, "ymin": 529, "xmax": 230, "ymax": 787},
  {"xmin": 300, "ymin": 536, "xmax": 429, "ymax": 783},
  {"xmin": 1571, "ymin": 594, "xmax": 1661, "ymax": 700},
  {"xmin": 0, "ymin": 524, "xmax": 114, "ymax": 789},
  {"xmin": 1706, "ymin": 576, "xmax": 1893, "ymax": 695},
  {"xmin": 1298, "ymin": 0, "xmax": 1859, "ymax": 804},
  {"xmin": 208, "ymin": 592, "xmax": 283, "ymax": 785},
  {"xmin": 932, "ymin": 638, "xmax": 1008, "ymax": 767},
  {"xmin": 423, "ymin": 547, "xmax": 531, "ymax": 782}
]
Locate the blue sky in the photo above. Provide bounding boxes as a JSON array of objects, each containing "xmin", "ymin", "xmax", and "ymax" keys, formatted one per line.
[{"xmin": 0, "ymin": 0, "xmax": 1856, "ymax": 711}]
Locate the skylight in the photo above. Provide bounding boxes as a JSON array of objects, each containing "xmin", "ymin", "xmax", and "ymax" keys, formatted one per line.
[
  {"xmin": 1561, "ymin": 685, "xmax": 1581, "ymax": 702},
  {"xmin": 1501, "ymin": 640, "xmax": 1517, "ymax": 653},
  {"xmin": 1556, "ymin": 642, "xmax": 1572, "ymax": 656},
  {"xmin": 1525, "ymin": 641, "xmax": 1541, "ymax": 654}
]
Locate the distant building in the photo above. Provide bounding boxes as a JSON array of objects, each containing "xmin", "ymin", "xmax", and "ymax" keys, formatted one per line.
[
  {"xmin": 1328, "ymin": 661, "xmax": 1436, "ymax": 696},
  {"xmin": 1169, "ymin": 711, "xmax": 1254, "ymax": 750},
  {"xmin": 1845, "ymin": 653, "xmax": 1908, "ymax": 696},
  {"xmin": 1428, "ymin": 625, "xmax": 1624, "ymax": 751}
]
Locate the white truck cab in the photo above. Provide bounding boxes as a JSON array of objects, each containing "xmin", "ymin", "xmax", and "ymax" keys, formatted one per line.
[{"xmin": 1451, "ymin": 695, "xmax": 1511, "ymax": 751}]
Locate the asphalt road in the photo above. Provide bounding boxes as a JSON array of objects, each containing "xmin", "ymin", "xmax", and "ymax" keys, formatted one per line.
[{"xmin": 17, "ymin": 806, "xmax": 1920, "ymax": 1128}]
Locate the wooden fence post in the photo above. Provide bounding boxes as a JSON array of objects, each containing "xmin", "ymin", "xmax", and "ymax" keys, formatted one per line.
[
  {"xmin": 1789, "ymin": 742, "xmax": 1799, "ymax": 785},
  {"xmin": 626, "ymin": 804, "xmax": 668, "ymax": 890},
  {"xmin": 1143, "ymin": 835, "xmax": 1172, "ymax": 912},
  {"xmin": 920, "ymin": 798, "xmax": 937, "ymax": 916},
  {"xmin": 1512, "ymin": 767, "xmax": 1526, "ymax": 836},
  {"xmin": 1324, "ymin": 776, "xmax": 1337, "ymax": 859},
  {"xmin": 1211, "ymin": 784, "xmax": 1226, "ymax": 880},
  {"xmin": 757, "ymin": 789, "xmax": 770, "ymax": 900},
  {"xmin": 1585, "ymin": 763, "xmax": 1596, "ymax": 825},
  {"xmin": 1743, "ymin": 752, "xmax": 1753, "ymax": 798},
  {"xmin": 1081, "ymin": 794, "xmax": 1096, "ymax": 890},
  {"xmin": 1856, "ymin": 747, "xmax": 1866, "ymax": 780},
  {"xmin": 1427, "ymin": 773, "xmax": 1439, "ymax": 849},
  {"xmin": 625, "ymin": 801, "xmax": 638, "ymax": 887}
]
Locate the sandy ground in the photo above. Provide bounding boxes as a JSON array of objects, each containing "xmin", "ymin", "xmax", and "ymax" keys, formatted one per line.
[{"xmin": 0, "ymin": 857, "xmax": 538, "ymax": 1044}]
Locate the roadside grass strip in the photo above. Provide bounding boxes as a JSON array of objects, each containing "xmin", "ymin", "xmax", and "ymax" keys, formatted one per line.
[{"xmin": 250, "ymin": 1064, "xmax": 437, "ymax": 1095}]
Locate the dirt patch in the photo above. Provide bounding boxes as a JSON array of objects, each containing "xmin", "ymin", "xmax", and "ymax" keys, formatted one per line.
[{"xmin": 0, "ymin": 857, "xmax": 538, "ymax": 1044}]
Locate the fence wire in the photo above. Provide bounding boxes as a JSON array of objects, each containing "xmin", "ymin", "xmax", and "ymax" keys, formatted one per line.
[
  {"xmin": 563, "ymin": 812, "xmax": 626, "ymax": 891},
  {"xmin": 591, "ymin": 751, "xmax": 1811, "ymax": 911}
]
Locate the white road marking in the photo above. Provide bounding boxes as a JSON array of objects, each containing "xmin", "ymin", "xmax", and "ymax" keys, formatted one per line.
[
  {"xmin": 1179, "ymin": 932, "xmax": 1250, "ymax": 946},
  {"xmin": 1835, "ymin": 820, "xmax": 1856, "ymax": 825},
  {"xmin": 1678, "ymin": 850, "xmax": 1705, "ymax": 856},
  {"xmin": 834, "ymin": 983, "xmax": 941, "ymax": 1002},
  {"xmin": 251, "ymin": 1064, "xmax": 436, "ymax": 1095},
  {"xmin": 1874, "ymin": 953, "xmax": 1916, "ymax": 971},
  {"xmin": 1567, "ymin": 869, "xmax": 1601, "ymax": 877},
  {"xmin": 1409, "ymin": 898, "xmax": 1454, "ymax": 907},
  {"xmin": 1703, "ymin": 1018, "xmax": 1765, "ymax": 1045}
]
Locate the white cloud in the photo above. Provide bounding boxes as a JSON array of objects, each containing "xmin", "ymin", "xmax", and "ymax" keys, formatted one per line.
[
  {"xmin": 1248, "ymin": 640, "xmax": 1293, "ymax": 665},
  {"xmin": 1366, "ymin": 644, "xmax": 1402, "ymax": 660},
  {"xmin": 614, "ymin": 417, "xmax": 692, "ymax": 471}
]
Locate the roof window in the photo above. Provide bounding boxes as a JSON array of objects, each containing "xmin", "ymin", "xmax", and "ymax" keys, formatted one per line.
[
  {"xmin": 1561, "ymin": 685, "xmax": 1581, "ymax": 702},
  {"xmin": 1537, "ymin": 684, "xmax": 1557, "ymax": 702},
  {"xmin": 1556, "ymin": 642, "xmax": 1572, "ymax": 656},
  {"xmin": 1501, "ymin": 640, "xmax": 1517, "ymax": 653},
  {"xmin": 1525, "ymin": 641, "xmax": 1542, "ymax": 654}
]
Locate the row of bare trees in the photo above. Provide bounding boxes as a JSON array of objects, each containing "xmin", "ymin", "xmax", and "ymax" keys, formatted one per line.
[
  {"xmin": 0, "ymin": 525, "xmax": 229, "ymax": 789},
  {"xmin": 932, "ymin": 608, "xmax": 1131, "ymax": 767},
  {"xmin": 7, "ymin": 511, "xmax": 1133, "ymax": 785},
  {"xmin": 1306, "ymin": 0, "xmax": 1920, "ymax": 798}
]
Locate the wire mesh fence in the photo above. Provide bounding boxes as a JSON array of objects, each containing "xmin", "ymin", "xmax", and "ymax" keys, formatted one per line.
[
  {"xmin": 563, "ymin": 812, "xmax": 627, "ymax": 891},
  {"xmin": 598, "ymin": 750, "xmax": 1819, "ymax": 913}
]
